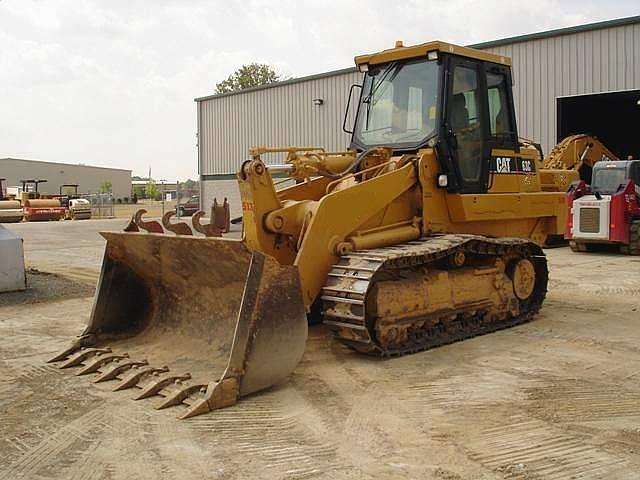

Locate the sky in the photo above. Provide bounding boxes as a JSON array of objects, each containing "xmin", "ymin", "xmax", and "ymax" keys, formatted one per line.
[{"xmin": 1, "ymin": 1, "xmax": 638, "ymax": 180}]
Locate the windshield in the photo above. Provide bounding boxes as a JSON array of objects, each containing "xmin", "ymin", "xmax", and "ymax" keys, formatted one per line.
[
  {"xmin": 592, "ymin": 167, "xmax": 627, "ymax": 193},
  {"xmin": 353, "ymin": 59, "xmax": 440, "ymax": 148}
]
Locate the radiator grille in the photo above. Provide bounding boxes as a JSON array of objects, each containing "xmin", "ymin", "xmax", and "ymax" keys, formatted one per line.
[{"xmin": 579, "ymin": 207, "xmax": 600, "ymax": 234}]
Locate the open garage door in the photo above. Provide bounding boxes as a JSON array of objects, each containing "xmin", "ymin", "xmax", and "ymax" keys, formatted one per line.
[{"xmin": 558, "ymin": 90, "xmax": 640, "ymax": 161}]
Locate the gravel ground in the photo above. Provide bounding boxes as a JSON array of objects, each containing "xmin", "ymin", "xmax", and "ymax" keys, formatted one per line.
[
  {"xmin": 0, "ymin": 220, "xmax": 639, "ymax": 479},
  {"xmin": 0, "ymin": 269, "xmax": 94, "ymax": 307}
]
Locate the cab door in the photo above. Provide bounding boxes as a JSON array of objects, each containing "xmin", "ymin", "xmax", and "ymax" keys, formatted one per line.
[{"xmin": 444, "ymin": 56, "xmax": 490, "ymax": 194}]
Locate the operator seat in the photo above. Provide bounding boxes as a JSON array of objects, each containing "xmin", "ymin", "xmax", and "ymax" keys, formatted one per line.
[
  {"xmin": 450, "ymin": 92, "xmax": 482, "ymax": 182},
  {"xmin": 450, "ymin": 93, "xmax": 469, "ymax": 130}
]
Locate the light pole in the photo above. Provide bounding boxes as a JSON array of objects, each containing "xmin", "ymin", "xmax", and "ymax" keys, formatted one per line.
[
  {"xmin": 176, "ymin": 179, "xmax": 181, "ymax": 218},
  {"xmin": 159, "ymin": 179, "xmax": 166, "ymax": 216}
]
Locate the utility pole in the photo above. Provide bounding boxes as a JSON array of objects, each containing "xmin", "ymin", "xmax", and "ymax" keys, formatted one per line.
[
  {"xmin": 176, "ymin": 179, "xmax": 180, "ymax": 218},
  {"xmin": 159, "ymin": 179, "xmax": 166, "ymax": 216}
]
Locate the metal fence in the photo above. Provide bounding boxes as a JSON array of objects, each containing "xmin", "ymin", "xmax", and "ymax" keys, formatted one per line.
[{"xmin": 82, "ymin": 193, "xmax": 115, "ymax": 218}]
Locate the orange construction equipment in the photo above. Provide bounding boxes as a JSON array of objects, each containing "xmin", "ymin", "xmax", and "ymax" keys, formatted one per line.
[{"xmin": 20, "ymin": 180, "xmax": 65, "ymax": 221}]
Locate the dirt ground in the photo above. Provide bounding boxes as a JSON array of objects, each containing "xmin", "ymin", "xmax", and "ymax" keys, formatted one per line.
[{"xmin": 1, "ymin": 219, "xmax": 640, "ymax": 479}]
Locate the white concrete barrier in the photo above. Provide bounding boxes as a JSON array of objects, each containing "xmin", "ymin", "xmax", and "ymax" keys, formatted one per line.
[{"xmin": 0, "ymin": 224, "xmax": 26, "ymax": 292}]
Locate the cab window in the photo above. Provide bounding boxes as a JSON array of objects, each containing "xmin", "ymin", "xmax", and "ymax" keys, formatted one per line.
[
  {"xmin": 630, "ymin": 162, "xmax": 640, "ymax": 186},
  {"xmin": 486, "ymin": 72, "xmax": 512, "ymax": 137}
]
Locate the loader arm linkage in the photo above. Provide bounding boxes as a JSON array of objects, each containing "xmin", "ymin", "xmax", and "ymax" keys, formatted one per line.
[{"xmin": 238, "ymin": 148, "xmax": 422, "ymax": 308}]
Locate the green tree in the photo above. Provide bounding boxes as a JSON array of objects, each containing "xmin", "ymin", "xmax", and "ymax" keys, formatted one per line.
[
  {"xmin": 215, "ymin": 63, "xmax": 283, "ymax": 94},
  {"xmin": 182, "ymin": 179, "xmax": 198, "ymax": 189},
  {"xmin": 100, "ymin": 181, "xmax": 112, "ymax": 193},
  {"xmin": 145, "ymin": 180, "xmax": 160, "ymax": 200},
  {"xmin": 178, "ymin": 179, "xmax": 199, "ymax": 200}
]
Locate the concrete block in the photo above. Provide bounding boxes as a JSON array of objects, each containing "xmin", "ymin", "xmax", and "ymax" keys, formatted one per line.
[{"xmin": 0, "ymin": 224, "xmax": 26, "ymax": 292}]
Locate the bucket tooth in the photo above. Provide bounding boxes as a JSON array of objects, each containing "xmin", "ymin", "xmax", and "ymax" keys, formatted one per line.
[
  {"xmin": 180, "ymin": 378, "xmax": 239, "ymax": 420},
  {"xmin": 123, "ymin": 214, "xmax": 140, "ymax": 232},
  {"xmin": 155, "ymin": 384, "xmax": 207, "ymax": 410},
  {"xmin": 93, "ymin": 359, "xmax": 149, "ymax": 383},
  {"xmin": 48, "ymin": 334, "xmax": 97, "ymax": 363},
  {"xmin": 134, "ymin": 373, "xmax": 192, "ymax": 400},
  {"xmin": 192, "ymin": 211, "xmax": 222, "ymax": 237},
  {"xmin": 76, "ymin": 353, "xmax": 129, "ymax": 376},
  {"xmin": 59, "ymin": 347, "xmax": 112, "ymax": 369},
  {"xmin": 134, "ymin": 209, "xmax": 164, "ymax": 234},
  {"xmin": 113, "ymin": 366, "xmax": 170, "ymax": 391},
  {"xmin": 53, "ymin": 235, "xmax": 307, "ymax": 419},
  {"xmin": 162, "ymin": 211, "xmax": 193, "ymax": 236}
]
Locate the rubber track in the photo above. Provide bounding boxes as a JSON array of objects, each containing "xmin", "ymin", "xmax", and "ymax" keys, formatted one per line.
[{"xmin": 321, "ymin": 234, "xmax": 548, "ymax": 357}]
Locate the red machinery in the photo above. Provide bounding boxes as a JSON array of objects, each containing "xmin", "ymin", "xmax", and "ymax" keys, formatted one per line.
[
  {"xmin": 20, "ymin": 180, "xmax": 65, "ymax": 222},
  {"xmin": 566, "ymin": 160, "xmax": 640, "ymax": 254}
]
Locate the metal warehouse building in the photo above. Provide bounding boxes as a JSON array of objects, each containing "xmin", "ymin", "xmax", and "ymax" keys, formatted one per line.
[
  {"xmin": 196, "ymin": 16, "xmax": 640, "ymax": 215},
  {"xmin": 0, "ymin": 158, "xmax": 132, "ymax": 199}
]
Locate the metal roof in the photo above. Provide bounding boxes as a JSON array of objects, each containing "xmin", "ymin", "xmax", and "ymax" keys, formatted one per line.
[
  {"xmin": 0, "ymin": 157, "xmax": 132, "ymax": 173},
  {"xmin": 468, "ymin": 15, "xmax": 640, "ymax": 49},
  {"xmin": 194, "ymin": 15, "xmax": 640, "ymax": 103}
]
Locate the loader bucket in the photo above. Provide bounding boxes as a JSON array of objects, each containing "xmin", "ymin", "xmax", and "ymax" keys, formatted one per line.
[{"xmin": 49, "ymin": 232, "xmax": 308, "ymax": 419}]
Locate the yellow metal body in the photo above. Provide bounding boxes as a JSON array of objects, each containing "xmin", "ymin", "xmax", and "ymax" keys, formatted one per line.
[
  {"xmin": 239, "ymin": 43, "xmax": 616, "ymax": 312},
  {"xmin": 50, "ymin": 40, "xmax": 583, "ymax": 419},
  {"xmin": 369, "ymin": 255, "xmax": 522, "ymax": 350},
  {"xmin": 543, "ymin": 134, "xmax": 618, "ymax": 171},
  {"xmin": 355, "ymin": 40, "xmax": 511, "ymax": 68},
  {"xmin": 540, "ymin": 134, "xmax": 618, "ymax": 188},
  {"xmin": 239, "ymin": 142, "xmax": 570, "ymax": 310}
]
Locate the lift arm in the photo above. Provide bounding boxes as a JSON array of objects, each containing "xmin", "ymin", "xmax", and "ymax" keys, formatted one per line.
[{"xmin": 543, "ymin": 134, "xmax": 618, "ymax": 171}]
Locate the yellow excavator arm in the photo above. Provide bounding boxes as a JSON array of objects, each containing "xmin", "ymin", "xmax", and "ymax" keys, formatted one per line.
[{"xmin": 543, "ymin": 134, "xmax": 618, "ymax": 172}]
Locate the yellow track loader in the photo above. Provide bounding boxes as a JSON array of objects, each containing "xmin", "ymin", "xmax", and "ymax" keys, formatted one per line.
[{"xmin": 51, "ymin": 41, "xmax": 581, "ymax": 418}]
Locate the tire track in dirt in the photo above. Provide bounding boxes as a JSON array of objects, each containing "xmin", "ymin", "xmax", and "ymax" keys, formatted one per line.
[
  {"xmin": 526, "ymin": 379, "xmax": 640, "ymax": 422},
  {"xmin": 465, "ymin": 416, "xmax": 631, "ymax": 479},
  {"xmin": 64, "ymin": 442, "xmax": 106, "ymax": 480},
  {"xmin": 0, "ymin": 408, "xmax": 107, "ymax": 480},
  {"xmin": 376, "ymin": 356, "xmax": 639, "ymax": 479},
  {"xmin": 184, "ymin": 393, "xmax": 340, "ymax": 480},
  {"xmin": 288, "ymin": 341, "xmax": 491, "ymax": 479}
]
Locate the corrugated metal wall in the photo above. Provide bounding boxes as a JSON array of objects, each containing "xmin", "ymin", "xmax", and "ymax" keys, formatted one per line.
[
  {"xmin": 482, "ymin": 21, "xmax": 640, "ymax": 154},
  {"xmin": 198, "ymin": 19, "xmax": 640, "ymax": 178},
  {"xmin": 198, "ymin": 69, "xmax": 360, "ymax": 176}
]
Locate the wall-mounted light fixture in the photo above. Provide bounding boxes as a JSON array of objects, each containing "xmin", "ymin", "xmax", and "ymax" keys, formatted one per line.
[{"xmin": 312, "ymin": 98, "xmax": 324, "ymax": 106}]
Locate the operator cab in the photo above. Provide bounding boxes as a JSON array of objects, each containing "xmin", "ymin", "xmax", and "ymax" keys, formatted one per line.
[
  {"xmin": 349, "ymin": 41, "xmax": 518, "ymax": 194},
  {"xmin": 592, "ymin": 160, "xmax": 640, "ymax": 195}
]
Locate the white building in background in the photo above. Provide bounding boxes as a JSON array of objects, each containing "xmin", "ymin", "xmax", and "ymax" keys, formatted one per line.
[{"xmin": 0, "ymin": 157, "xmax": 132, "ymax": 199}]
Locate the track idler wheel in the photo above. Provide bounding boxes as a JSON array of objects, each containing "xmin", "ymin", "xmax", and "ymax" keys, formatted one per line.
[{"xmin": 511, "ymin": 258, "xmax": 536, "ymax": 300}]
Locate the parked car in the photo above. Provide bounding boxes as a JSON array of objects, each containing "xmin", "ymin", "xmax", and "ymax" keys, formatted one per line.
[{"xmin": 176, "ymin": 195, "xmax": 199, "ymax": 216}]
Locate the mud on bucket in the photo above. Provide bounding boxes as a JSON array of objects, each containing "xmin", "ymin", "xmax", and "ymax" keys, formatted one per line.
[{"xmin": 49, "ymin": 232, "xmax": 308, "ymax": 419}]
